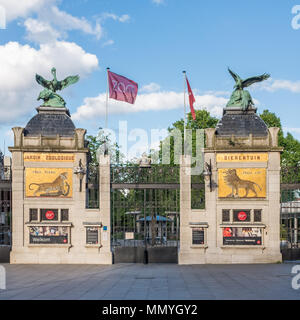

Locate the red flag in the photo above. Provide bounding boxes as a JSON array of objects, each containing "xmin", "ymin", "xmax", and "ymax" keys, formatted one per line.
[
  {"xmin": 186, "ymin": 77, "xmax": 196, "ymax": 120},
  {"xmin": 108, "ymin": 70, "xmax": 138, "ymax": 104}
]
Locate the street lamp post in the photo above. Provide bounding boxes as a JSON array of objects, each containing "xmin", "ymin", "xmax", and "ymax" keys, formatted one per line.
[{"xmin": 74, "ymin": 159, "xmax": 86, "ymax": 192}]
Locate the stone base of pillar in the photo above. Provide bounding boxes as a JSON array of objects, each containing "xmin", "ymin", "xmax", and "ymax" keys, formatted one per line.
[
  {"xmin": 10, "ymin": 250, "xmax": 113, "ymax": 264},
  {"xmin": 179, "ymin": 249, "xmax": 282, "ymax": 264}
]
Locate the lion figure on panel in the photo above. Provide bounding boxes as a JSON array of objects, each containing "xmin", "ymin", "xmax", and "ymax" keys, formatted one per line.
[
  {"xmin": 223, "ymin": 169, "xmax": 261, "ymax": 198},
  {"xmin": 29, "ymin": 172, "xmax": 70, "ymax": 197}
]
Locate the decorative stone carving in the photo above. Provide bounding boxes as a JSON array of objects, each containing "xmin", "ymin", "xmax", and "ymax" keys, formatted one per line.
[
  {"xmin": 12, "ymin": 127, "xmax": 23, "ymax": 147},
  {"xmin": 269, "ymin": 127, "xmax": 280, "ymax": 147},
  {"xmin": 205, "ymin": 128, "xmax": 216, "ymax": 148},
  {"xmin": 75, "ymin": 128, "xmax": 86, "ymax": 149}
]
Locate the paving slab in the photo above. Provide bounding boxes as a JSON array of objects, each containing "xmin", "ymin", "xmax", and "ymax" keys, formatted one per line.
[{"xmin": 0, "ymin": 263, "xmax": 300, "ymax": 300}]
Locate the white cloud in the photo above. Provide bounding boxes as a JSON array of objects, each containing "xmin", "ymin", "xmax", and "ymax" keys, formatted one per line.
[
  {"xmin": 47, "ymin": 6, "xmax": 102, "ymax": 38},
  {"xmin": 102, "ymin": 40, "xmax": 114, "ymax": 47},
  {"xmin": 24, "ymin": 5, "xmax": 102, "ymax": 43},
  {"xmin": 1, "ymin": 1, "xmax": 127, "ymax": 44},
  {"xmin": 0, "ymin": 0, "xmax": 53, "ymax": 22},
  {"xmin": 0, "ymin": 41, "xmax": 98, "ymax": 123},
  {"xmin": 254, "ymin": 78, "xmax": 300, "ymax": 93},
  {"xmin": 24, "ymin": 18, "xmax": 61, "ymax": 43},
  {"xmin": 72, "ymin": 89, "xmax": 226, "ymax": 121},
  {"xmin": 140, "ymin": 82, "xmax": 161, "ymax": 93},
  {"xmin": 204, "ymin": 90, "xmax": 231, "ymax": 97},
  {"xmin": 118, "ymin": 14, "xmax": 130, "ymax": 23},
  {"xmin": 101, "ymin": 13, "xmax": 130, "ymax": 23}
]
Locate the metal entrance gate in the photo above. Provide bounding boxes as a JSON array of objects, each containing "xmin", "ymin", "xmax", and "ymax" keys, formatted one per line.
[
  {"xmin": 280, "ymin": 166, "xmax": 300, "ymax": 260},
  {"xmin": 111, "ymin": 165, "xmax": 180, "ymax": 263}
]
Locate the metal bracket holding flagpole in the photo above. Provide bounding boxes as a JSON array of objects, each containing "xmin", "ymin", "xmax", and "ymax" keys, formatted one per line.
[
  {"xmin": 182, "ymin": 70, "xmax": 187, "ymax": 155},
  {"xmin": 104, "ymin": 67, "xmax": 110, "ymax": 155}
]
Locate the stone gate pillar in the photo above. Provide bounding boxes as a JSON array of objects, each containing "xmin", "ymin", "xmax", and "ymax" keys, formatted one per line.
[
  {"xmin": 179, "ymin": 107, "xmax": 283, "ymax": 264},
  {"xmin": 179, "ymin": 155, "xmax": 191, "ymax": 261},
  {"xmin": 9, "ymin": 106, "xmax": 112, "ymax": 264},
  {"xmin": 98, "ymin": 154, "xmax": 112, "ymax": 263}
]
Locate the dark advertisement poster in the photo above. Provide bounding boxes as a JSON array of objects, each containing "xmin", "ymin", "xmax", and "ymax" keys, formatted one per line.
[
  {"xmin": 29, "ymin": 226, "xmax": 68, "ymax": 244},
  {"xmin": 223, "ymin": 227, "xmax": 262, "ymax": 246}
]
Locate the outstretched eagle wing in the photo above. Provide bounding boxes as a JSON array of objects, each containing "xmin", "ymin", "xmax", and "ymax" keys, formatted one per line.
[
  {"xmin": 35, "ymin": 74, "xmax": 52, "ymax": 89},
  {"xmin": 242, "ymin": 73, "xmax": 270, "ymax": 88},
  {"xmin": 58, "ymin": 75, "xmax": 80, "ymax": 90},
  {"xmin": 228, "ymin": 68, "xmax": 241, "ymax": 83}
]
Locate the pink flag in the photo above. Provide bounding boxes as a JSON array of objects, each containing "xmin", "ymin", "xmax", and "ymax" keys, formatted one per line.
[
  {"xmin": 186, "ymin": 77, "xmax": 196, "ymax": 121},
  {"xmin": 108, "ymin": 70, "xmax": 138, "ymax": 104}
]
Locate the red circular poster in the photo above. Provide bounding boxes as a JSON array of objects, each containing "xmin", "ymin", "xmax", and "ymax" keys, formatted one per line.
[
  {"xmin": 45, "ymin": 210, "xmax": 55, "ymax": 220},
  {"xmin": 238, "ymin": 211, "xmax": 247, "ymax": 221}
]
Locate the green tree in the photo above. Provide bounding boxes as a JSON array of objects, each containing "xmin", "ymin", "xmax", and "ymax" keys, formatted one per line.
[
  {"xmin": 260, "ymin": 109, "xmax": 285, "ymax": 146},
  {"xmin": 168, "ymin": 109, "xmax": 219, "ymax": 132},
  {"xmin": 260, "ymin": 109, "xmax": 300, "ymax": 172},
  {"xmin": 85, "ymin": 129, "xmax": 122, "ymax": 208},
  {"xmin": 86, "ymin": 129, "xmax": 122, "ymax": 166},
  {"xmin": 159, "ymin": 110, "xmax": 219, "ymax": 165},
  {"xmin": 158, "ymin": 110, "xmax": 218, "ymax": 210}
]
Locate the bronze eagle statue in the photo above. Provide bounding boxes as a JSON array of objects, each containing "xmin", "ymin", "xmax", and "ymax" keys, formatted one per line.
[
  {"xmin": 36, "ymin": 67, "xmax": 79, "ymax": 108},
  {"xmin": 226, "ymin": 68, "xmax": 270, "ymax": 110}
]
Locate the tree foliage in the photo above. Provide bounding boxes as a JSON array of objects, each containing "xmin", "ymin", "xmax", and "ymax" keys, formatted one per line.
[
  {"xmin": 159, "ymin": 110, "xmax": 219, "ymax": 165},
  {"xmin": 86, "ymin": 129, "xmax": 122, "ymax": 166},
  {"xmin": 168, "ymin": 109, "xmax": 219, "ymax": 132},
  {"xmin": 260, "ymin": 109, "xmax": 300, "ymax": 170}
]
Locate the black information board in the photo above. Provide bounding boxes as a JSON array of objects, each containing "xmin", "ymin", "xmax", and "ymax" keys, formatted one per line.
[
  {"xmin": 86, "ymin": 227, "xmax": 99, "ymax": 244},
  {"xmin": 192, "ymin": 228, "xmax": 205, "ymax": 245}
]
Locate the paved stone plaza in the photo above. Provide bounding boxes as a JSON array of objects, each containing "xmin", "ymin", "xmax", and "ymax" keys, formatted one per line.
[{"xmin": 0, "ymin": 263, "xmax": 300, "ymax": 300}]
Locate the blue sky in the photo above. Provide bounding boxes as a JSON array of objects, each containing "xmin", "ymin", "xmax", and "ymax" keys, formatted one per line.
[{"xmin": 0, "ymin": 0, "xmax": 300, "ymax": 156}]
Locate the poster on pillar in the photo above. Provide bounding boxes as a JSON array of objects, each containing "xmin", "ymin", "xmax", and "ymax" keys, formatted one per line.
[
  {"xmin": 223, "ymin": 227, "xmax": 262, "ymax": 246},
  {"xmin": 218, "ymin": 168, "xmax": 266, "ymax": 198},
  {"xmin": 25, "ymin": 168, "xmax": 73, "ymax": 198},
  {"xmin": 29, "ymin": 226, "xmax": 69, "ymax": 244}
]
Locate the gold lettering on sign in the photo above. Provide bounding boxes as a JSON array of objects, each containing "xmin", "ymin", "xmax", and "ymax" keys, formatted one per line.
[
  {"xmin": 216, "ymin": 153, "xmax": 268, "ymax": 163},
  {"xmin": 24, "ymin": 153, "xmax": 75, "ymax": 162}
]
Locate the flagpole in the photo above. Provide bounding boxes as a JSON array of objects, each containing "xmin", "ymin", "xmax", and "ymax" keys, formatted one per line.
[
  {"xmin": 104, "ymin": 67, "xmax": 110, "ymax": 155},
  {"xmin": 182, "ymin": 70, "xmax": 186, "ymax": 153},
  {"xmin": 105, "ymin": 67, "xmax": 110, "ymax": 130}
]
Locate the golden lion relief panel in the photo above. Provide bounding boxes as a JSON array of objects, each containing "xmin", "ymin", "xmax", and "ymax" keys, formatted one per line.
[
  {"xmin": 218, "ymin": 168, "xmax": 266, "ymax": 198},
  {"xmin": 25, "ymin": 168, "xmax": 73, "ymax": 198}
]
